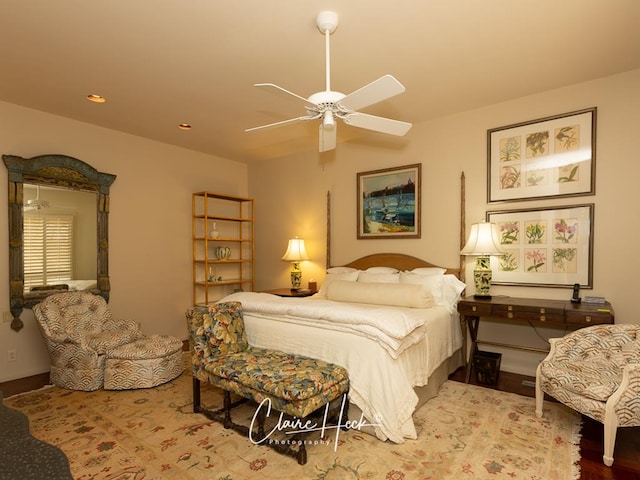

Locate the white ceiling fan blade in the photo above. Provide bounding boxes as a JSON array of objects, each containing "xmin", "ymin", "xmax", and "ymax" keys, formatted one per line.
[
  {"xmin": 338, "ymin": 74, "xmax": 406, "ymax": 111},
  {"xmin": 319, "ymin": 123, "xmax": 337, "ymax": 152},
  {"xmin": 245, "ymin": 115, "xmax": 318, "ymax": 133},
  {"xmin": 343, "ymin": 112, "xmax": 412, "ymax": 136},
  {"xmin": 254, "ymin": 83, "xmax": 316, "ymax": 107}
]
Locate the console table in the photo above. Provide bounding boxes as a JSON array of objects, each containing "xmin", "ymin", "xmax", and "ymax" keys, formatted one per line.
[{"xmin": 457, "ymin": 296, "xmax": 615, "ymax": 383}]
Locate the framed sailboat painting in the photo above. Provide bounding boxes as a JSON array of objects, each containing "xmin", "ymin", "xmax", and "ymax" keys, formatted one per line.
[{"xmin": 357, "ymin": 163, "xmax": 421, "ymax": 239}]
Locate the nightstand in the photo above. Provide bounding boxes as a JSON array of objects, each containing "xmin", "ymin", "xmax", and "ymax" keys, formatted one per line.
[{"xmin": 262, "ymin": 288, "xmax": 316, "ymax": 298}]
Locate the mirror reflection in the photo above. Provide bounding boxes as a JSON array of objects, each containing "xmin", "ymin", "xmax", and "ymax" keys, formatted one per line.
[
  {"xmin": 3, "ymin": 153, "xmax": 116, "ymax": 332},
  {"xmin": 22, "ymin": 184, "xmax": 97, "ymax": 294}
]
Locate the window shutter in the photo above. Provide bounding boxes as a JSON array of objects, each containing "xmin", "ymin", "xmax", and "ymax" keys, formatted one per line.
[{"xmin": 24, "ymin": 214, "xmax": 74, "ymax": 292}]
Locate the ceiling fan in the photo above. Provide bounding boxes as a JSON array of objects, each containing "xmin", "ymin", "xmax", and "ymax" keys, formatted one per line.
[
  {"xmin": 246, "ymin": 11, "xmax": 412, "ymax": 152},
  {"xmin": 23, "ymin": 185, "xmax": 50, "ymax": 211}
]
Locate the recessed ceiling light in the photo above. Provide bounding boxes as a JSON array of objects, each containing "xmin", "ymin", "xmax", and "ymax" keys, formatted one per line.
[
  {"xmin": 86, "ymin": 94, "xmax": 106, "ymax": 103},
  {"xmin": 178, "ymin": 123, "xmax": 192, "ymax": 130}
]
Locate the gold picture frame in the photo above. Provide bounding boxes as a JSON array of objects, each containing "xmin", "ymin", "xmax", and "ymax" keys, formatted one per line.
[
  {"xmin": 487, "ymin": 204, "xmax": 594, "ymax": 288},
  {"xmin": 357, "ymin": 163, "xmax": 421, "ymax": 239},
  {"xmin": 488, "ymin": 108, "xmax": 596, "ymax": 203}
]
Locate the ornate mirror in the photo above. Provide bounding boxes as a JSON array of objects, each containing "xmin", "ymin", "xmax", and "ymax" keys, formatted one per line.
[{"xmin": 3, "ymin": 154, "xmax": 116, "ymax": 332}]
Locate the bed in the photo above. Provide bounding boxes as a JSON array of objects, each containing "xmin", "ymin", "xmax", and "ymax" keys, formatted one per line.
[{"xmin": 219, "ymin": 253, "xmax": 466, "ymax": 443}]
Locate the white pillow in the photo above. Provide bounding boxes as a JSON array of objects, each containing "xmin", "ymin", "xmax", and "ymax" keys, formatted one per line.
[
  {"xmin": 400, "ymin": 272, "xmax": 466, "ymax": 312},
  {"xmin": 317, "ymin": 271, "xmax": 360, "ymax": 297},
  {"xmin": 357, "ymin": 272, "xmax": 400, "ymax": 284},
  {"xmin": 326, "ymin": 280, "xmax": 434, "ymax": 308},
  {"xmin": 400, "ymin": 272, "xmax": 443, "ymax": 303},
  {"xmin": 410, "ymin": 267, "xmax": 447, "ymax": 276},
  {"xmin": 365, "ymin": 267, "xmax": 399, "ymax": 274},
  {"xmin": 441, "ymin": 275, "xmax": 467, "ymax": 308},
  {"xmin": 326, "ymin": 267, "xmax": 358, "ymax": 274}
]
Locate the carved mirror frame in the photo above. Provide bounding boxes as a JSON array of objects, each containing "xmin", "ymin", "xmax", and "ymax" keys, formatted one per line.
[{"xmin": 3, "ymin": 154, "xmax": 116, "ymax": 332}]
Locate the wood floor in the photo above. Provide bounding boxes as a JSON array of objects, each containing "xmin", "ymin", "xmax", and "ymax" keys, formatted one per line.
[{"xmin": 2, "ymin": 369, "xmax": 639, "ymax": 479}]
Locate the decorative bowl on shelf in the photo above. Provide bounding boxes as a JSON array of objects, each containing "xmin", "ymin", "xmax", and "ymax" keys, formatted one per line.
[{"xmin": 215, "ymin": 246, "xmax": 231, "ymax": 260}]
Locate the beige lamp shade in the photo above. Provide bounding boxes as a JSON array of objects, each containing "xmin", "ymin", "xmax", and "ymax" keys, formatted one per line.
[
  {"xmin": 460, "ymin": 222, "xmax": 507, "ymax": 256},
  {"xmin": 281, "ymin": 237, "xmax": 310, "ymax": 262}
]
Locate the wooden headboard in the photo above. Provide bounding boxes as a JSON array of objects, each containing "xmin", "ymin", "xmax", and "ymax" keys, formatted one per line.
[{"xmin": 339, "ymin": 253, "xmax": 460, "ymax": 278}]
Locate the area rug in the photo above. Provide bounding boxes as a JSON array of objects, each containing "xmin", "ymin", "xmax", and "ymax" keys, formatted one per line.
[{"xmin": 5, "ymin": 364, "xmax": 581, "ymax": 480}]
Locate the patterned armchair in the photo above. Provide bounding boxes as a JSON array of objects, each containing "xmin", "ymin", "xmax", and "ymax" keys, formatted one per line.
[
  {"xmin": 34, "ymin": 292, "xmax": 144, "ymax": 391},
  {"xmin": 535, "ymin": 324, "xmax": 640, "ymax": 466}
]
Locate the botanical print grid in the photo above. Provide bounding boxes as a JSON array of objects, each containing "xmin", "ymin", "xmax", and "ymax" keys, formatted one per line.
[
  {"xmin": 487, "ymin": 205, "xmax": 592, "ymax": 287},
  {"xmin": 488, "ymin": 109, "xmax": 595, "ymax": 202}
]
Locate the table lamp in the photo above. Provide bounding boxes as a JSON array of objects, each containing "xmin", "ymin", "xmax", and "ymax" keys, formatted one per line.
[
  {"xmin": 281, "ymin": 237, "xmax": 310, "ymax": 290},
  {"xmin": 460, "ymin": 222, "xmax": 506, "ymax": 298}
]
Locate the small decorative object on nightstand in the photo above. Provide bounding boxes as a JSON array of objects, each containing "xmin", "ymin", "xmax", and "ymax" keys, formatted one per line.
[{"xmin": 460, "ymin": 221, "xmax": 506, "ymax": 298}]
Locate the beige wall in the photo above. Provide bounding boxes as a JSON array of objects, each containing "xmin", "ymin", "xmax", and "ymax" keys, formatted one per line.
[
  {"xmin": 249, "ymin": 68, "xmax": 640, "ymax": 376},
  {"xmin": 0, "ymin": 100, "xmax": 248, "ymax": 382},
  {"xmin": 1, "ymin": 69, "xmax": 638, "ymax": 383}
]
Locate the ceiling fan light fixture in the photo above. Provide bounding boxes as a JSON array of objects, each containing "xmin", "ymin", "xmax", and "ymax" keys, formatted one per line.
[
  {"xmin": 322, "ymin": 111, "xmax": 335, "ymax": 128},
  {"xmin": 178, "ymin": 123, "xmax": 192, "ymax": 130}
]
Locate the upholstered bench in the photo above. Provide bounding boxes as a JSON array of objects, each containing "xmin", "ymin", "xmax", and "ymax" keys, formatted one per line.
[
  {"xmin": 186, "ymin": 302, "xmax": 349, "ymax": 465},
  {"xmin": 104, "ymin": 334, "xmax": 184, "ymax": 390}
]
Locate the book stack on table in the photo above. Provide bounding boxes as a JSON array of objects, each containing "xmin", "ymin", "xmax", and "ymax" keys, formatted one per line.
[{"xmin": 583, "ymin": 296, "xmax": 606, "ymax": 304}]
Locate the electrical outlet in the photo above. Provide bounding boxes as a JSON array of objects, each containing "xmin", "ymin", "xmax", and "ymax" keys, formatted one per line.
[
  {"xmin": 2, "ymin": 311, "xmax": 11, "ymax": 324},
  {"xmin": 7, "ymin": 350, "xmax": 17, "ymax": 362}
]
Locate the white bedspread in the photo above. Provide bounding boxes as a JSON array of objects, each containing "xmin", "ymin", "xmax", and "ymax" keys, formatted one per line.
[{"xmin": 219, "ymin": 291, "xmax": 462, "ymax": 443}]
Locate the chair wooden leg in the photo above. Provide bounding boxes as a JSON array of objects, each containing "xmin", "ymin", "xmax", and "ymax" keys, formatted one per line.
[
  {"xmin": 223, "ymin": 390, "xmax": 233, "ymax": 428},
  {"xmin": 192, "ymin": 377, "xmax": 201, "ymax": 413},
  {"xmin": 534, "ymin": 367, "xmax": 544, "ymax": 418},
  {"xmin": 603, "ymin": 420, "xmax": 618, "ymax": 466}
]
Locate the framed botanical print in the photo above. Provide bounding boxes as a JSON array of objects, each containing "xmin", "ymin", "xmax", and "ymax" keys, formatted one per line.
[
  {"xmin": 487, "ymin": 204, "xmax": 594, "ymax": 288},
  {"xmin": 488, "ymin": 107, "xmax": 596, "ymax": 202},
  {"xmin": 357, "ymin": 163, "xmax": 421, "ymax": 239}
]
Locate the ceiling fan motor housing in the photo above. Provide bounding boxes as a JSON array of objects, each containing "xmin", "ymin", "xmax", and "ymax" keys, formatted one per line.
[
  {"xmin": 307, "ymin": 91, "xmax": 346, "ymax": 111},
  {"xmin": 316, "ymin": 11, "xmax": 338, "ymax": 33}
]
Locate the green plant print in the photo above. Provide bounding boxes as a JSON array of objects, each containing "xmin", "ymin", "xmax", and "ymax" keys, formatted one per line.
[
  {"xmin": 500, "ymin": 136, "xmax": 521, "ymax": 162},
  {"xmin": 499, "ymin": 221, "xmax": 519, "ymax": 244},
  {"xmin": 553, "ymin": 247, "xmax": 577, "ymax": 271},
  {"xmin": 555, "ymin": 126, "xmax": 579, "ymax": 151},
  {"xmin": 526, "ymin": 131, "xmax": 549, "ymax": 157},
  {"xmin": 500, "ymin": 165, "xmax": 521, "ymax": 189},
  {"xmin": 526, "ymin": 169, "xmax": 545, "ymax": 186},
  {"xmin": 499, "ymin": 252, "xmax": 518, "ymax": 271},
  {"xmin": 554, "ymin": 219, "xmax": 577, "ymax": 243},
  {"xmin": 558, "ymin": 164, "xmax": 579, "ymax": 183},
  {"xmin": 525, "ymin": 249, "xmax": 546, "ymax": 272},
  {"xmin": 525, "ymin": 222, "xmax": 545, "ymax": 244}
]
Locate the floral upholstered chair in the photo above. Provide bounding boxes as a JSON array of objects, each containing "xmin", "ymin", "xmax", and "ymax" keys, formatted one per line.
[
  {"xmin": 34, "ymin": 291, "xmax": 184, "ymax": 391},
  {"xmin": 535, "ymin": 324, "xmax": 640, "ymax": 466}
]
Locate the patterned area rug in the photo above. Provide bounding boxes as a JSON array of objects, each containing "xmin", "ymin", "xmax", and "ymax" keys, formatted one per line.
[{"xmin": 6, "ymin": 362, "xmax": 581, "ymax": 480}]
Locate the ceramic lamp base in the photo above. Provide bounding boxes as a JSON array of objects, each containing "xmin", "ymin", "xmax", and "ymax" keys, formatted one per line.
[
  {"xmin": 473, "ymin": 256, "xmax": 493, "ymax": 298},
  {"xmin": 290, "ymin": 262, "xmax": 302, "ymax": 290}
]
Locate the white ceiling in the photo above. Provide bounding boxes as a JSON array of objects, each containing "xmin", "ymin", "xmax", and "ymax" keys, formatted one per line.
[{"xmin": 1, "ymin": 1, "xmax": 639, "ymax": 163}]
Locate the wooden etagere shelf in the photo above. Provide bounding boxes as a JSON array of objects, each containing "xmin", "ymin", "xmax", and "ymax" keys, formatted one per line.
[{"xmin": 192, "ymin": 192, "xmax": 254, "ymax": 305}]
